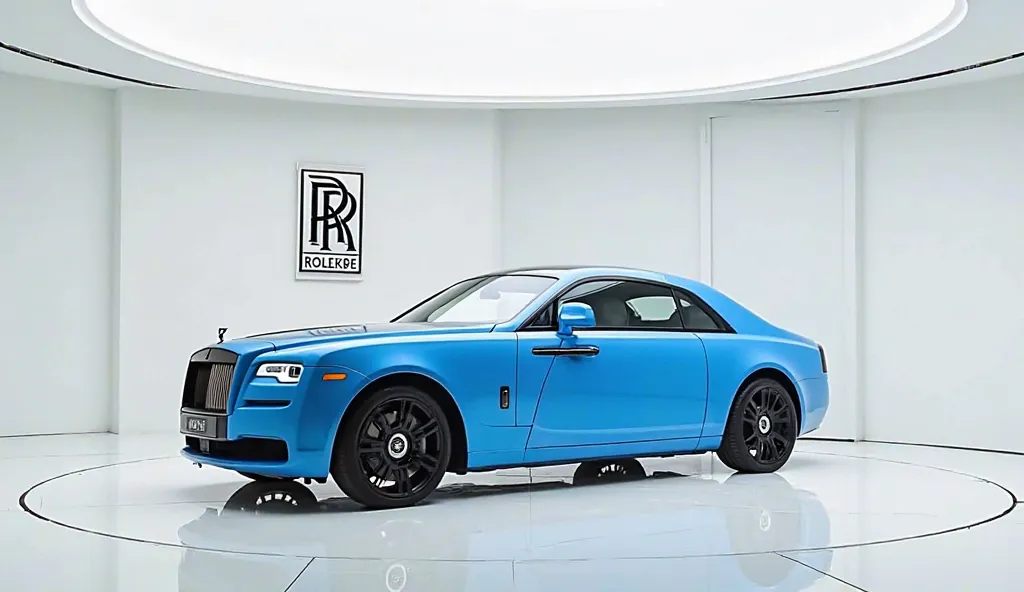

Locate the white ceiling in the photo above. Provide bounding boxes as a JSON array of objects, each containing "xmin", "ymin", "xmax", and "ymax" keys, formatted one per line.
[
  {"xmin": 2, "ymin": 0, "xmax": 1024, "ymax": 107},
  {"xmin": 74, "ymin": 0, "xmax": 963, "ymax": 102}
]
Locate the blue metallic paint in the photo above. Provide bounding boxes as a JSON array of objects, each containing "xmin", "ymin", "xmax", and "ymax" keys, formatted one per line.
[
  {"xmin": 526, "ymin": 330, "xmax": 708, "ymax": 448},
  {"xmin": 556, "ymin": 301, "xmax": 596, "ymax": 336},
  {"xmin": 179, "ymin": 267, "xmax": 829, "ymax": 479}
]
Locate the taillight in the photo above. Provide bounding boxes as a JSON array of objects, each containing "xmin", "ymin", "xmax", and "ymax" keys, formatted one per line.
[{"xmin": 818, "ymin": 344, "xmax": 828, "ymax": 373}]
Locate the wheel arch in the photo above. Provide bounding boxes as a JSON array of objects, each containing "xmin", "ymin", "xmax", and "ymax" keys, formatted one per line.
[
  {"xmin": 734, "ymin": 366, "xmax": 803, "ymax": 434},
  {"xmin": 334, "ymin": 371, "xmax": 469, "ymax": 474}
]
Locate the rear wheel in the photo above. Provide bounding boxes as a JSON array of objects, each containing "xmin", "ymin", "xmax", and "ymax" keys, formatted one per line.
[
  {"xmin": 717, "ymin": 378, "xmax": 798, "ymax": 473},
  {"xmin": 331, "ymin": 386, "xmax": 451, "ymax": 509}
]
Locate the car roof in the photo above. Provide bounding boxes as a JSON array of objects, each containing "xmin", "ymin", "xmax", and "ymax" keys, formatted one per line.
[
  {"xmin": 490, "ymin": 266, "xmax": 811, "ymax": 344},
  {"xmin": 495, "ymin": 265, "xmax": 683, "ymax": 285}
]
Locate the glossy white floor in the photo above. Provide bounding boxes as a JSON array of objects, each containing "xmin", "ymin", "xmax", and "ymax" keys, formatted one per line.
[{"xmin": 2, "ymin": 436, "xmax": 1023, "ymax": 591}]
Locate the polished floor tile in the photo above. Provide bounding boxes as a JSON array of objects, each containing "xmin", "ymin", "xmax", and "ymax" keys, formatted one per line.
[
  {"xmin": 1, "ymin": 434, "xmax": 1023, "ymax": 591},
  {"xmin": 19, "ymin": 449, "xmax": 1012, "ymax": 561},
  {"xmin": 285, "ymin": 554, "xmax": 863, "ymax": 591},
  {"xmin": 784, "ymin": 513, "xmax": 1024, "ymax": 590},
  {"xmin": 0, "ymin": 498, "xmax": 311, "ymax": 592}
]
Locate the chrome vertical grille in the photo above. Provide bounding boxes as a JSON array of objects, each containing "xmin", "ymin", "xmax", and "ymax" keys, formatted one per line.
[
  {"xmin": 204, "ymin": 363, "xmax": 233, "ymax": 412},
  {"xmin": 182, "ymin": 348, "xmax": 239, "ymax": 414}
]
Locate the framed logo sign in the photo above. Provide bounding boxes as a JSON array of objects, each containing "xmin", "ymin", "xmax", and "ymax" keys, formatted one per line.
[{"xmin": 295, "ymin": 164, "xmax": 364, "ymax": 280}]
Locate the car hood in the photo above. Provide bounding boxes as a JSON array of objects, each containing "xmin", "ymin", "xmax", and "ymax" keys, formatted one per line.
[{"xmin": 228, "ymin": 321, "xmax": 495, "ymax": 350}]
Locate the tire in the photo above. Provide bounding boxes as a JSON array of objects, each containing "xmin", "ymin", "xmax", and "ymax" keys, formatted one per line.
[
  {"xmin": 237, "ymin": 471, "xmax": 293, "ymax": 482},
  {"xmin": 717, "ymin": 377, "xmax": 798, "ymax": 473},
  {"xmin": 331, "ymin": 385, "xmax": 451, "ymax": 509}
]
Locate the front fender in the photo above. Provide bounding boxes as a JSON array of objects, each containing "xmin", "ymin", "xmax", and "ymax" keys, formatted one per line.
[
  {"xmin": 315, "ymin": 363, "xmax": 451, "ymax": 453},
  {"xmin": 316, "ymin": 333, "xmax": 520, "ymax": 453}
]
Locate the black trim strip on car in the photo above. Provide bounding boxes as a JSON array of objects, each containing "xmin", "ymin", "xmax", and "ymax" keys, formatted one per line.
[
  {"xmin": 531, "ymin": 346, "xmax": 600, "ymax": 357},
  {"xmin": 0, "ymin": 40, "xmax": 184, "ymax": 89},
  {"xmin": 188, "ymin": 347, "xmax": 239, "ymax": 364},
  {"xmin": 753, "ymin": 50, "xmax": 1024, "ymax": 101},
  {"xmin": 516, "ymin": 275, "xmax": 736, "ymax": 334},
  {"xmin": 180, "ymin": 406, "xmax": 228, "ymax": 419}
]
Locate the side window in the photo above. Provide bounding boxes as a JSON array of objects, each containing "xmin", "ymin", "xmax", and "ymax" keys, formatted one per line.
[
  {"xmin": 626, "ymin": 295, "xmax": 678, "ymax": 322},
  {"xmin": 561, "ymin": 280, "xmax": 683, "ymax": 329},
  {"xmin": 531, "ymin": 304, "xmax": 553, "ymax": 328},
  {"xmin": 674, "ymin": 289, "xmax": 726, "ymax": 331}
]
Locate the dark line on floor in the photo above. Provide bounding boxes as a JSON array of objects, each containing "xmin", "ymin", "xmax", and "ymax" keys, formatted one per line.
[
  {"xmin": 753, "ymin": 50, "xmax": 1024, "ymax": 101},
  {"xmin": 282, "ymin": 558, "xmax": 315, "ymax": 592},
  {"xmin": 861, "ymin": 439, "xmax": 1024, "ymax": 458},
  {"xmin": 0, "ymin": 428, "xmax": 108, "ymax": 438},
  {"xmin": 0, "ymin": 40, "xmax": 184, "ymax": 89},
  {"xmin": 776, "ymin": 552, "xmax": 871, "ymax": 591},
  {"xmin": 16, "ymin": 456, "xmax": 313, "ymax": 560},
  {"xmin": 16, "ymin": 449, "xmax": 1021, "ymax": 563}
]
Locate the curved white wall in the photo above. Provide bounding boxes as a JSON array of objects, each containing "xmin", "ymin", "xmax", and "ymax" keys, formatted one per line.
[
  {"xmin": 500, "ymin": 107, "xmax": 702, "ymax": 276},
  {"xmin": 0, "ymin": 73, "xmax": 114, "ymax": 436},
  {"xmin": 115, "ymin": 89, "xmax": 502, "ymax": 433},
  {"xmin": 3, "ymin": 70, "xmax": 1024, "ymax": 451},
  {"xmin": 860, "ymin": 76, "xmax": 1024, "ymax": 453}
]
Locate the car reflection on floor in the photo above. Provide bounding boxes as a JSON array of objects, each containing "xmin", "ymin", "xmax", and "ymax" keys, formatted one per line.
[{"xmin": 176, "ymin": 458, "xmax": 832, "ymax": 592}]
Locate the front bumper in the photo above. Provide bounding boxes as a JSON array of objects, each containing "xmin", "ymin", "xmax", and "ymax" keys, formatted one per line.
[
  {"xmin": 179, "ymin": 364, "xmax": 366, "ymax": 479},
  {"xmin": 180, "ymin": 441, "xmax": 329, "ymax": 479}
]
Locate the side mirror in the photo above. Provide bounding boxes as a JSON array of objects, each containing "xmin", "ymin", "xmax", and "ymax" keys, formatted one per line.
[{"xmin": 557, "ymin": 302, "xmax": 596, "ymax": 337}]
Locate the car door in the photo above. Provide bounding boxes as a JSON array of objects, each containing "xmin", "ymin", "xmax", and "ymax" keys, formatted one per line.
[{"xmin": 523, "ymin": 279, "xmax": 710, "ymax": 450}]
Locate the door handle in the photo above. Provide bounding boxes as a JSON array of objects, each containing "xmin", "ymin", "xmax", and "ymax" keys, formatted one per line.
[{"xmin": 531, "ymin": 346, "xmax": 600, "ymax": 357}]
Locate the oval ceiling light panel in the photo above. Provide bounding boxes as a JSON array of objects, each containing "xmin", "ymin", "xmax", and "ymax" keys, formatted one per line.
[{"xmin": 73, "ymin": 0, "xmax": 967, "ymax": 104}]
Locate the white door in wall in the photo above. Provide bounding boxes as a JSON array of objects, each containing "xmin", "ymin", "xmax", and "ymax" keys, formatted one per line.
[{"xmin": 707, "ymin": 109, "xmax": 854, "ymax": 441}]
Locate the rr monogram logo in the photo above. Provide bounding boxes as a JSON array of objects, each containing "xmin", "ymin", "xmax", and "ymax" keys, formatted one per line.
[
  {"xmin": 297, "ymin": 167, "xmax": 364, "ymax": 277},
  {"xmin": 307, "ymin": 174, "xmax": 357, "ymax": 253}
]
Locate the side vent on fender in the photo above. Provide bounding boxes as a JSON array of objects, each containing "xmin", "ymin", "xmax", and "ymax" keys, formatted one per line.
[{"xmin": 818, "ymin": 344, "xmax": 828, "ymax": 373}]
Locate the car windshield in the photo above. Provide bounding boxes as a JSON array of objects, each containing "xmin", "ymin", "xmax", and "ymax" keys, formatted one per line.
[{"xmin": 394, "ymin": 274, "xmax": 556, "ymax": 324}]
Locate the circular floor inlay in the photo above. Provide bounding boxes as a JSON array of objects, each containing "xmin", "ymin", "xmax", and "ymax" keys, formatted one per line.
[{"xmin": 21, "ymin": 448, "xmax": 1013, "ymax": 564}]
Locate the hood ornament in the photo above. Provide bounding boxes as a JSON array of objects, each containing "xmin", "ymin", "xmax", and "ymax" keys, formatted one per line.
[{"xmin": 218, "ymin": 327, "xmax": 228, "ymax": 344}]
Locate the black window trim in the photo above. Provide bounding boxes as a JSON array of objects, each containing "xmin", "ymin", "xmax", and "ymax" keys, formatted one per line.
[
  {"xmin": 390, "ymin": 273, "xmax": 560, "ymax": 323},
  {"xmin": 670, "ymin": 288, "xmax": 734, "ymax": 334},
  {"xmin": 516, "ymin": 275, "xmax": 736, "ymax": 334}
]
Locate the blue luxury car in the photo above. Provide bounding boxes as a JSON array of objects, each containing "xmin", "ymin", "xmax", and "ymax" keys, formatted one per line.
[{"xmin": 179, "ymin": 265, "xmax": 829, "ymax": 509}]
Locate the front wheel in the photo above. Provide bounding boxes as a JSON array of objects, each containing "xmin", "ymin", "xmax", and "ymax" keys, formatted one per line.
[
  {"xmin": 331, "ymin": 386, "xmax": 451, "ymax": 509},
  {"xmin": 717, "ymin": 378, "xmax": 798, "ymax": 473}
]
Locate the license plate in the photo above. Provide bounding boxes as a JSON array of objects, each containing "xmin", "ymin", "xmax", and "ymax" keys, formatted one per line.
[
  {"xmin": 185, "ymin": 417, "xmax": 206, "ymax": 433},
  {"xmin": 181, "ymin": 411, "xmax": 221, "ymax": 438}
]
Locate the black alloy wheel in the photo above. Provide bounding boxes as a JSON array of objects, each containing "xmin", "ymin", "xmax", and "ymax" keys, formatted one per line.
[
  {"xmin": 331, "ymin": 386, "xmax": 451, "ymax": 509},
  {"xmin": 717, "ymin": 378, "xmax": 798, "ymax": 473}
]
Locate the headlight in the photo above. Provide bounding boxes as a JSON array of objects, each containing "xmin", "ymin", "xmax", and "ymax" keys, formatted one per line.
[{"xmin": 256, "ymin": 363, "xmax": 303, "ymax": 384}]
